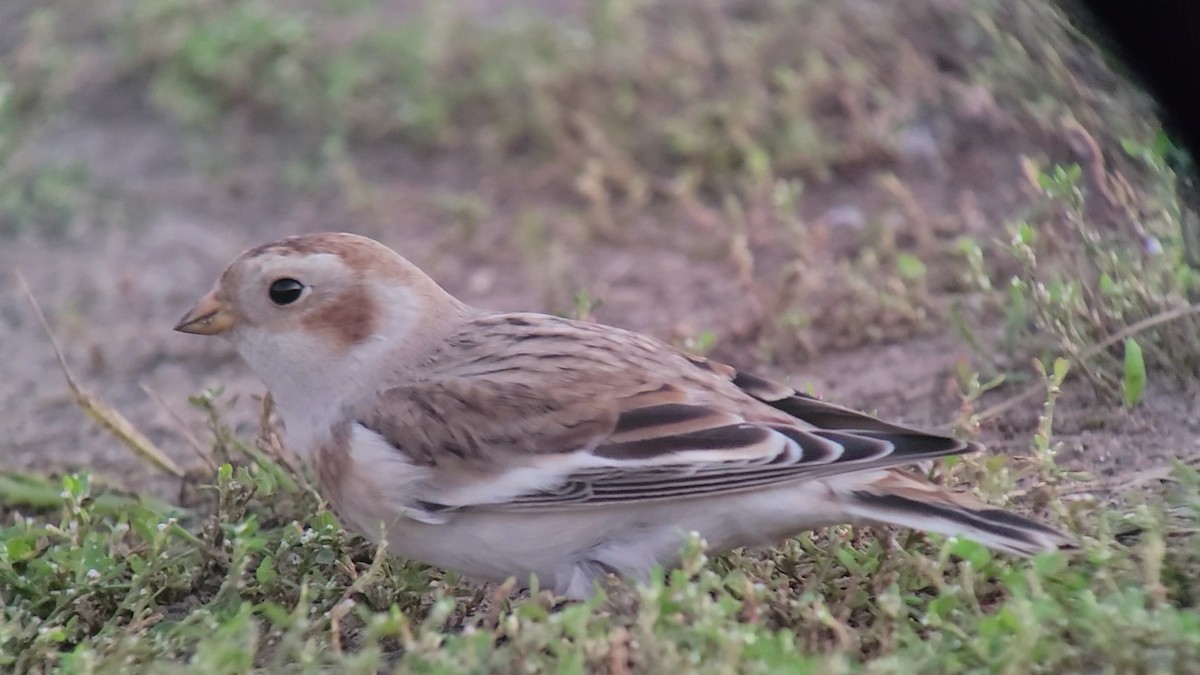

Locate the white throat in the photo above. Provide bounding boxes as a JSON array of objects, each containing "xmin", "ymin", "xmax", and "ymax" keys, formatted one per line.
[{"xmin": 233, "ymin": 285, "xmax": 428, "ymax": 457}]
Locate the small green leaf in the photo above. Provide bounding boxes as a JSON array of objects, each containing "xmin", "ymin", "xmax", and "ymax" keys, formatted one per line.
[
  {"xmin": 684, "ymin": 330, "xmax": 718, "ymax": 355},
  {"xmin": 256, "ymin": 601, "xmax": 292, "ymax": 628},
  {"xmin": 1047, "ymin": 280, "xmax": 1066, "ymax": 304},
  {"xmin": 745, "ymin": 144, "xmax": 771, "ymax": 182},
  {"xmin": 1032, "ymin": 550, "xmax": 1069, "ymax": 576},
  {"xmin": 256, "ymin": 555, "xmax": 278, "ymax": 585},
  {"xmin": 1120, "ymin": 137, "xmax": 1142, "ymax": 159},
  {"xmin": 896, "ymin": 252, "xmax": 927, "ymax": 280},
  {"xmin": 1036, "ymin": 170, "xmax": 1055, "ymax": 193},
  {"xmin": 1122, "ymin": 337, "xmax": 1146, "ymax": 407},
  {"xmin": 1152, "ymin": 128, "xmax": 1172, "ymax": 159},
  {"xmin": 834, "ymin": 546, "xmax": 861, "ymax": 573},
  {"xmin": 1016, "ymin": 221, "xmax": 1037, "ymax": 246},
  {"xmin": 1052, "ymin": 357, "xmax": 1070, "ymax": 383},
  {"xmin": 948, "ymin": 537, "xmax": 991, "ymax": 567},
  {"xmin": 6, "ymin": 536, "xmax": 33, "ymax": 562}
]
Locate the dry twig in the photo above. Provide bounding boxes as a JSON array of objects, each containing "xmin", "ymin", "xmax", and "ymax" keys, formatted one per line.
[{"xmin": 16, "ymin": 270, "xmax": 186, "ymax": 479}]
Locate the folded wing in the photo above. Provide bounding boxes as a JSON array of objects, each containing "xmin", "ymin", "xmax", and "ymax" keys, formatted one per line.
[{"xmin": 356, "ymin": 345, "xmax": 978, "ymax": 510}]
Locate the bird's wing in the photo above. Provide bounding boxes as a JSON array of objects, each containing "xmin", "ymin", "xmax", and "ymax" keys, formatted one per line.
[{"xmin": 352, "ymin": 313, "xmax": 977, "ymax": 512}]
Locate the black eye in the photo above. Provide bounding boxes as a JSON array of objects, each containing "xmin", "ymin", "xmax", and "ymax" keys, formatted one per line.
[{"xmin": 268, "ymin": 278, "xmax": 305, "ymax": 305}]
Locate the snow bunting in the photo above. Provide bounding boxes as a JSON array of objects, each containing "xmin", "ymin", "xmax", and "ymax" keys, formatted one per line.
[{"xmin": 175, "ymin": 232, "xmax": 1072, "ymax": 598}]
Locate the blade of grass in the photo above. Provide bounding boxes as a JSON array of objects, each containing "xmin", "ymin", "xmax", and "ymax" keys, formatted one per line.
[
  {"xmin": 0, "ymin": 470, "xmax": 176, "ymax": 516},
  {"xmin": 1122, "ymin": 337, "xmax": 1147, "ymax": 407},
  {"xmin": 15, "ymin": 270, "xmax": 186, "ymax": 479}
]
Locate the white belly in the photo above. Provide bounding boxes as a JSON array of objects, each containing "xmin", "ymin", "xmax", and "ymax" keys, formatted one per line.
[
  {"xmin": 349, "ymin": 486, "xmax": 845, "ymax": 598},
  {"xmin": 319, "ymin": 423, "xmax": 854, "ymax": 599}
]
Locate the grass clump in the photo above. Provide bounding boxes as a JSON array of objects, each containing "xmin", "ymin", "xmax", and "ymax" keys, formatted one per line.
[
  {"xmin": 941, "ymin": 3, "xmax": 1200, "ymax": 401},
  {"xmin": 119, "ymin": 0, "xmax": 315, "ymax": 132},
  {"xmin": 2, "ymin": 384, "xmax": 1200, "ymax": 672},
  {"xmin": 957, "ymin": 138, "xmax": 1200, "ymax": 400},
  {"xmin": 3, "ymin": 459, "xmax": 1199, "ymax": 671}
]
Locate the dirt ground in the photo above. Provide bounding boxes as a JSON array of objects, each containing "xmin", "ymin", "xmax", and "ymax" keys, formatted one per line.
[{"xmin": 2, "ymin": 0, "xmax": 1198, "ymax": 501}]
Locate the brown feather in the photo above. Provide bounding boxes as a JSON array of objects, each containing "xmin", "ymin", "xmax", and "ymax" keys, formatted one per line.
[{"xmin": 350, "ymin": 311, "xmax": 978, "ymax": 507}]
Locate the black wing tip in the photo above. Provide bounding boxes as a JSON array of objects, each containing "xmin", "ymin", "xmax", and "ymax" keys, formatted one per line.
[
  {"xmin": 850, "ymin": 490, "xmax": 1075, "ymax": 555},
  {"xmin": 850, "ymin": 429, "xmax": 980, "ymax": 458},
  {"xmin": 726, "ymin": 366, "xmax": 979, "ymax": 454},
  {"xmin": 730, "ymin": 369, "xmax": 792, "ymax": 400}
]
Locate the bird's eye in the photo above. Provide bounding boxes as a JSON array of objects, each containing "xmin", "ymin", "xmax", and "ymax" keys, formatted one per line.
[{"xmin": 268, "ymin": 278, "xmax": 305, "ymax": 305}]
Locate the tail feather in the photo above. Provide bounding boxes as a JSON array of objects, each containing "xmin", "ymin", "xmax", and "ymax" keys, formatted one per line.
[{"xmin": 838, "ymin": 472, "xmax": 1074, "ymax": 556}]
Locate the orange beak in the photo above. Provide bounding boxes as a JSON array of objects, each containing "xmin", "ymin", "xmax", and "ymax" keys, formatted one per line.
[{"xmin": 174, "ymin": 289, "xmax": 234, "ymax": 336}]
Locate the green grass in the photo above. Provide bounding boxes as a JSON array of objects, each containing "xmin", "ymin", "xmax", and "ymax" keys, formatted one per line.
[
  {"xmin": 953, "ymin": 142, "xmax": 1200, "ymax": 399},
  {"xmin": 3, "ymin": 399, "xmax": 1199, "ymax": 672},
  {"xmin": 5, "ymin": 0, "xmax": 1200, "ymax": 671}
]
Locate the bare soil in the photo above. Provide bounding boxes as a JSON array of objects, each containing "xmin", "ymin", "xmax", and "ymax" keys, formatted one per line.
[{"xmin": 2, "ymin": 0, "xmax": 1196, "ymax": 502}]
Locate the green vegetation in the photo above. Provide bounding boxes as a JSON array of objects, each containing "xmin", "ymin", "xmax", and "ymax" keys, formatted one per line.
[
  {"xmin": 3, "ymin": 389, "xmax": 1198, "ymax": 672},
  {"xmin": 956, "ymin": 145, "xmax": 1200, "ymax": 398},
  {"xmin": 3, "ymin": 0, "xmax": 1200, "ymax": 671}
]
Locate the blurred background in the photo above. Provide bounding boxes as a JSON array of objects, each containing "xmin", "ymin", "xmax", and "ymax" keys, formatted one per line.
[{"xmin": 2, "ymin": 0, "xmax": 1198, "ymax": 494}]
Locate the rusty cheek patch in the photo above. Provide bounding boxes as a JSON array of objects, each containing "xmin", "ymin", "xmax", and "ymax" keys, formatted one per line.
[{"xmin": 302, "ymin": 285, "xmax": 379, "ymax": 348}]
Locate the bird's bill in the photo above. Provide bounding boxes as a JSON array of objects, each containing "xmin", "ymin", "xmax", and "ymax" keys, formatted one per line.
[{"xmin": 174, "ymin": 289, "xmax": 234, "ymax": 335}]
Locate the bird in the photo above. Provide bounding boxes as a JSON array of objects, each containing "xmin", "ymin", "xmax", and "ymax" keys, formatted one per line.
[{"xmin": 174, "ymin": 232, "xmax": 1073, "ymax": 599}]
